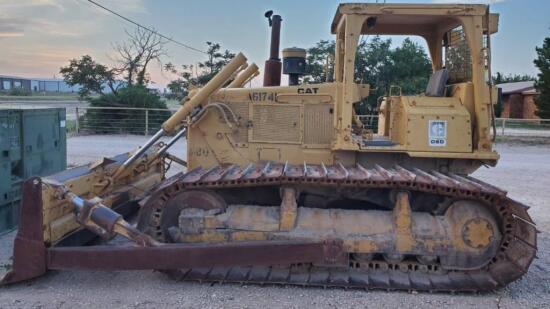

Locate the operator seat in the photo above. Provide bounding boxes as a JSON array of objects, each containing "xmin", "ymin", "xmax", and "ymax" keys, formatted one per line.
[{"xmin": 425, "ymin": 69, "xmax": 449, "ymax": 97}]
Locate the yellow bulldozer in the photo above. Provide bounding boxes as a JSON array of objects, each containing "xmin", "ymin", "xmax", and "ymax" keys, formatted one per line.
[{"xmin": 2, "ymin": 3, "xmax": 537, "ymax": 292}]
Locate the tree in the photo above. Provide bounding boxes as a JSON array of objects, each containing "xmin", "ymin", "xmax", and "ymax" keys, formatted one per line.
[
  {"xmin": 60, "ymin": 55, "xmax": 118, "ymax": 99},
  {"xmin": 165, "ymin": 42, "xmax": 235, "ymax": 100},
  {"xmin": 113, "ymin": 28, "xmax": 165, "ymax": 87},
  {"xmin": 357, "ymin": 37, "xmax": 392, "ymax": 76},
  {"xmin": 60, "ymin": 28, "xmax": 166, "ymax": 99},
  {"xmin": 197, "ymin": 42, "xmax": 235, "ymax": 84},
  {"xmin": 493, "ymin": 72, "xmax": 536, "ymax": 84},
  {"xmin": 355, "ymin": 37, "xmax": 393, "ymax": 113},
  {"xmin": 305, "ymin": 37, "xmax": 432, "ymax": 113},
  {"xmin": 534, "ymin": 37, "xmax": 550, "ymax": 119},
  {"xmin": 359, "ymin": 37, "xmax": 431, "ymax": 111},
  {"xmin": 84, "ymin": 86, "xmax": 170, "ymax": 134},
  {"xmin": 388, "ymin": 38, "xmax": 432, "ymax": 96},
  {"xmin": 60, "ymin": 28, "xmax": 170, "ymax": 133},
  {"xmin": 164, "ymin": 62, "xmax": 194, "ymax": 100},
  {"xmin": 304, "ymin": 40, "xmax": 335, "ymax": 83}
]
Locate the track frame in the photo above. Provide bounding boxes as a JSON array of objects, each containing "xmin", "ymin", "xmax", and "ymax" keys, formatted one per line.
[{"xmin": 138, "ymin": 162, "xmax": 538, "ymax": 291}]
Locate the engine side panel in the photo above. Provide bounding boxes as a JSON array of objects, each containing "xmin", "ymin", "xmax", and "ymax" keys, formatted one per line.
[{"xmin": 186, "ymin": 84, "xmax": 495, "ymax": 173}]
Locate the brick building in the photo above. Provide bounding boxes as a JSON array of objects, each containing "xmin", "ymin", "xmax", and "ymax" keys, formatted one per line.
[{"xmin": 497, "ymin": 81, "xmax": 539, "ymax": 119}]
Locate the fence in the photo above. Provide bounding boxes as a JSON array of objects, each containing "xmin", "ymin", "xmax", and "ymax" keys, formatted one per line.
[
  {"xmin": 66, "ymin": 107, "xmax": 550, "ymax": 139},
  {"xmin": 495, "ymin": 118, "xmax": 550, "ymax": 137},
  {"xmin": 73, "ymin": 107, "xmax": 176, "ymax": 135}
]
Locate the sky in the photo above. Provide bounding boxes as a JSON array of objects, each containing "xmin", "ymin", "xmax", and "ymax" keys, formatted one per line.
[{"xmin": 1, "ymin": 0, "xmax": 549, "ymax": 89}]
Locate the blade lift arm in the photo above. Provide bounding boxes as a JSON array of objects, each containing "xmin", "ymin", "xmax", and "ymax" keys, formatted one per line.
[{"xmin": 112, "ymin": 53, "xmax": 248, "ymax": 180}]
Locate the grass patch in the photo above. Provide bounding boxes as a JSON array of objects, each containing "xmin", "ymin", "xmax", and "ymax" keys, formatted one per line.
[{"xmin": 65, "ymin": 119, "xmax": 77, "ymax": 133}]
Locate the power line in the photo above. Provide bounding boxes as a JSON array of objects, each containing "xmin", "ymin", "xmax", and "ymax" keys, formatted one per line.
[{"xmin": 86, "ymin": 0, "xmax": 206, "ymax": 54}]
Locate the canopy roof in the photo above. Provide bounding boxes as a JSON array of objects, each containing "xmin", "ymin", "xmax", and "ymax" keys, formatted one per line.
[{"xmin": 331, "ymin": 3, "xmax": 491, "ymax": 36}]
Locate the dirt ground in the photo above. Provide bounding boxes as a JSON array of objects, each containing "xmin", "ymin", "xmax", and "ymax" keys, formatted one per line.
[{"xmin": 1, "ymin": 136, "xmax": 549, "ymax": 309}]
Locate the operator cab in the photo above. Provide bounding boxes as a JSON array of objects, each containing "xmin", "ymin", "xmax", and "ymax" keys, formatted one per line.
[{"xmin": 329, "ymin": 3, "xmax": 498, "ymax": 152}]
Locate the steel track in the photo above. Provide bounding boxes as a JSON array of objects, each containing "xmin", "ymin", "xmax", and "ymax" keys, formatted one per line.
[{"xmin": 140, "ymin": 162, "xmax": 537, "ymax": 292}]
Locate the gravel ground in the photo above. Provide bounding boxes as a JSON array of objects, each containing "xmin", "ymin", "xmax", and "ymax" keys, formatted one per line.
[
  {"xmin": 1, "ymin": 136, "xmax": 549, "ymax": 308},
  {"xmin": 66, "ymin": 134, "xmax": 186, "ymax": 172}
]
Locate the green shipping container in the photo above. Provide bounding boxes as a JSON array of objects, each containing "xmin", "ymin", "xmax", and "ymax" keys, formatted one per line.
[{"xmin": 0, "ymin": 107, "xmax": 66, "ymax": 234}]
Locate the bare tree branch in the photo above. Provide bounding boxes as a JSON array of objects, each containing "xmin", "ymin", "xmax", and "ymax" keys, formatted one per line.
[{"xmin": 114, "ymin": 27, "xmax": 166, "ymax": 87}]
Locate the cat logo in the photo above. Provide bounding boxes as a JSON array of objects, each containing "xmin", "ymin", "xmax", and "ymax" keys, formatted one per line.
[
  {"xmin": 297, "ymin": 87, "xmax": 319, "ymax": 94},
  {"xmin": 428, "ymin": 120, "xmax": 447, "ymax": 147}
]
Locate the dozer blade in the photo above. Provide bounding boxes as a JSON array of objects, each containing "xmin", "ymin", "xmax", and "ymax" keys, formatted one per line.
[{"xmin": 1, "ymin": 178, "xmax": 47, "ymax": 285}]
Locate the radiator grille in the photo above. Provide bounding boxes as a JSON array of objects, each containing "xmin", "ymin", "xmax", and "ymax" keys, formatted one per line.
[{"xmin": 252, "ymin": 105, "xmax": 301, "ymax": 143}]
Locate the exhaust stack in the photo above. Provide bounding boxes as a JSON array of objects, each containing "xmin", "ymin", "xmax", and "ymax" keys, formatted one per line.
[{"xmin": 263, "ymin": 10, "xmax": 282, "ymax": 87}]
